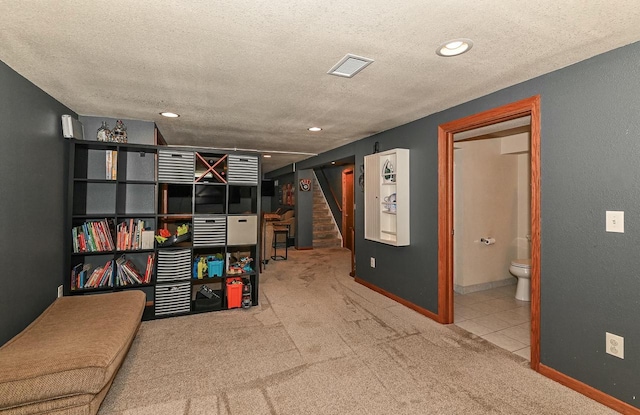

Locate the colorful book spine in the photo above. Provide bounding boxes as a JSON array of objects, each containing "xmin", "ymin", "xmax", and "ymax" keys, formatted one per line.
[
  {"xmin": 72, "ymin": 219, "xmax": 115, "ymax": 253},
  {"xmin": 143, "ymin": 253, "xmax": 155, "ymax": 283},
  {"xmin": 105, "ymin": 150, "xmax": 117, "ymax": 180}
]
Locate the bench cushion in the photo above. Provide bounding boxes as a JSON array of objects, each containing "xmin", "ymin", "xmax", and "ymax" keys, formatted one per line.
[{"xmin": 0, "ymin": 290, "xmax": 145, "ymax": 411}]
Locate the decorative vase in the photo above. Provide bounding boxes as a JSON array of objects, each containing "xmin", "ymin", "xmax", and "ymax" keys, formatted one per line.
[
  {"xmin": 112, "ymin": 120, "xmax": 127, "ymax": 143},
  {"xmin": 96, "ymin": 121, "xmax": 110, "ymax": 142}
]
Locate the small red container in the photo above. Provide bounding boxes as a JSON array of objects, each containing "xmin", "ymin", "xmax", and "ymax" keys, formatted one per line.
[{"xmin": 226, "ymin": 277, "xmax": 243, "ymax": 309}]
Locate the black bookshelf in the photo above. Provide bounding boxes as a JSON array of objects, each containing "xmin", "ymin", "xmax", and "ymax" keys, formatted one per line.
[{"xmin": 67, "ymin": 137, "xmax": 261, "ymax": 319}]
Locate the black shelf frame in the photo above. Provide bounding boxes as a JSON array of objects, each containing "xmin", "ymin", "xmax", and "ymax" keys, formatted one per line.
[{"xmin": 67, "ymin": 139, "xmax": 261, "ymax": 317}]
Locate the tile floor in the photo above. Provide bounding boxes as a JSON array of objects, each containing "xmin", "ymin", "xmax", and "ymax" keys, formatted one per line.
[{"xmin": 454, "ymin": 284, "xmax": 531, "ymax": 360}]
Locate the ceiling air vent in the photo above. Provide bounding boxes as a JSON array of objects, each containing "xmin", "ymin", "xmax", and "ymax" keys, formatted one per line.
[{"xmin": 327, "ymin": 54, "xmax": 374, "ymax": 78}]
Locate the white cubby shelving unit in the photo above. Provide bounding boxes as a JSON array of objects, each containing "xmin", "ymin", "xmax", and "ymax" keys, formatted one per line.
[{"xmin": 364, "ymin": 148, "xmax": 410, "ymax": 246}]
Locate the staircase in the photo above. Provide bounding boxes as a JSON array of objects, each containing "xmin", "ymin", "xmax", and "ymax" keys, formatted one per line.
[{"xmin": 313, "ymin": 177, "xmax": 342, "ymax": 248}]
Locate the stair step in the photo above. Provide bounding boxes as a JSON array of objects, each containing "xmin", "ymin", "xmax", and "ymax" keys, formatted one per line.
[
  {"xmin": 313, "ymin": 223, "xmax": 336, "ymax": 232},
  {"xmin": 313, "ymin": 238, "xmax": 342, "ymax": 248},
  {"xmin": 313, "ymin": 219, "xmax": 333, "ymax": 226},
  {"xmin": 313, "ymin": 230, "xmax": 340, "ymax": 239},
  {"xmin": 311, "ymin": 176, "xmax": 342, "ymax": 248}
]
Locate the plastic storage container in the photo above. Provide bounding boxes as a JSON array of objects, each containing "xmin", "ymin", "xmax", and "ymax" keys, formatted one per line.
[
  {"xmin": 226, "ymin": 277, "xmax": 243, "ymax": 309},
  {"xmin": 207, "ymin": 258, "xmax": 224, "ymax": 277}
]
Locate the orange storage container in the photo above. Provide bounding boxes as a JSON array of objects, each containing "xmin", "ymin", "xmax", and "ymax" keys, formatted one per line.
[{"xmin": 226, "ymin": 277, "xmax": 243, "ymax": 309}]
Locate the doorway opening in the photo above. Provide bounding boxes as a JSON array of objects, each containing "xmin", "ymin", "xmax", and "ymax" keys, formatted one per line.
[
  {"xmin": 452, "ymin": 118, "xmax": 531, "ymax": 360},
  {"xmin": 312, "ymin": 159, "xmax": 355, "ymax": 256},
  {"xmin": 438, "ymin": 96, "xmax": 541, "ymax": 370}
]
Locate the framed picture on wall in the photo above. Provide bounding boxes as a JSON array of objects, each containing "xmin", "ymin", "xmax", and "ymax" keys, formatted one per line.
[
  {"xmin": 299, "ymin": 179, "xmax": 311, "ymax": 192},
  {"xmin": 280, "ymin": 183, "xmax": 295, "ymax": 206}
]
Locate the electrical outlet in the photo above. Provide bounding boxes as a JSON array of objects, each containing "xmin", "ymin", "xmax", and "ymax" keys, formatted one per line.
[
  {"xmin": 57, "ymin": 285, "xmax": 64, "ymax": 298},
  {"xmin": 606, "ymin": 332, "xmax": 624, "ymax": 359},
  {"xmin": 370, "ymin": 257, "xmax": 376, "ymax": 268}
]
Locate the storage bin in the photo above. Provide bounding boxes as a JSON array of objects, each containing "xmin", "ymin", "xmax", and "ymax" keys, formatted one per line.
[
  {"xmin": 226, "ymin": 277, "xmax": 243, "ymax": 309},
  {"xmin": 193, "ymin": 289, "xmax": 222, "ymax": 312},
  {"xmin": 155, "ymin": 282, "xmax": 191, "ymax": 316},
  {"xmin": 207, "ymin": 259, "xmax": 224, "ymax": 277},
  {"xmin": 156, "ymin": 249, "xmax": 191, "ymax": 282},
  {"xmin": 158, "ymin": 150, "xmax": 195, "ymax": 183},
  {"xmin": 227, "ymin": 215, "xmax": 257, "ymax": 245},
  {"xmin": 193, "ymin": 216, "xmax": 226, "ymax": 246},
  {"xmin": 227, "ymin": 155, "xmax": 259, "ymax": 184}
]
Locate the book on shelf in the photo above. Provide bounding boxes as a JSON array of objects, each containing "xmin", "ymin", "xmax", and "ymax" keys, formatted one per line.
[
  {"xmin": 72, "ymin": 219, "xmax": 115, "ymax": 253},
  {"xmin": 71, "ymin": 254, "xmax": 154, "ymax": 290},
  {"xmin": 143, "ymin": 252, "xmax": 155, "ymax": 284},
  {"xmin": 115, "ymin": 253, "xmax": 155, "ymax": 286},
  {"xmin": 79, "ymin": 264, "xmax": 90, "ymax": 288},
  {"xmin": 105, "ymin": 150, "xmax": 117, "ymax": 180},
  {"xmin": 112, "ymin": 151, "xmax": 117, "ymax": 180},
  {"xmin": 106, "ymin": 151, "xmax": 111, "ymax": 180},
  {"xmin": 89, "ymin": 221, "xmax": 102, "ymax": 251},
  {"xmin": 141, "ymin": 230, "xmax": 154, "ymax": 249},
  {"xmin": 70, "ymin": 263, "xmax": 82, "ymax": 290},
  {"xmin": 82, "ymin": 223, "xmax": 94, "ymax": 251},
  {"xmin": 97, "ymin": 220, "xmax": 113, "ymax": 250},
  {"xmin": 117, "ymin": 219, "xmax": 153, "ymax": 251},
  {"xmin": 115, "ymin": 255, "xmax": 141, "ymax": 285},
  {"xmin": 72, "ymin": 259, "xmax": 114, "ymax": 289},
  {"xmin": 72, "ymin": 227, "xmax": 78, "ymax": 253}
]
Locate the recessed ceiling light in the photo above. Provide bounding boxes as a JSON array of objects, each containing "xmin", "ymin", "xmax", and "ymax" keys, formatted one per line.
[
  {"xmin": 160, "ymin": 112, "xmax": 180, "ymax": 118},
  {"xmin": 436, "ymin": 38, "xmax": 473, "ymax": 57},
  {"xmin": 263, "ymin": 154, "xmax": 272, "ymax": 158},
  {"xmin": 331, "ymin": 161, "xmax": 336, "ymax": 165},
  {"xmin": 308, "ymin": 127, "xmax": 322, "ymax": 132}
]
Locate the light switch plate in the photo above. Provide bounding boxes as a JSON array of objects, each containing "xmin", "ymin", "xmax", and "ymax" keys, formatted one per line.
[{"xmin": 606, "ymin": 211, "xmax": 624, "ymax": 233}]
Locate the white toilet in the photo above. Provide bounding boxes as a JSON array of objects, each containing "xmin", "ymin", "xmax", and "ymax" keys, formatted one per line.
[{"xmin": 509, "ymin": 259, "xmax": 531, "ymax": 302}]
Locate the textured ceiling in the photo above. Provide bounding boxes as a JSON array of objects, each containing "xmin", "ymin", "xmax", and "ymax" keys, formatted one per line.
[{"xmin": 2, "ymin": 1, "xmax": 640, "ymax": 172}]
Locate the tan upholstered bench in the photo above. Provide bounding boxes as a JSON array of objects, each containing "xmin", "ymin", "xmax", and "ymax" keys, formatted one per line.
[{"xmin": 0, "ymin": 290, "xmax": 146, "ymax": 415}]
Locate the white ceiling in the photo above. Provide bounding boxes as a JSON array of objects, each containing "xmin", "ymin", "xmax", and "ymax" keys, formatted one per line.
[{"xmin": 2, "ymin": 1, "xmax": 640, "ymax": 172}]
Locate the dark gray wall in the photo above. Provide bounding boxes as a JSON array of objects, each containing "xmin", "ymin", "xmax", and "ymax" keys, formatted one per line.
[
  {"xmin": 295, "ymin": 41, "xmax": 640, "ymax": 407},
  {"xmin": 299, "ymin": 128, "xmax": 439, "ymax": 309},
  {"xmin": 260, "ymin": 196, "xmax": 272, "ymax": 214},
  {"xmin": 295, "ymin": 169, "xmax": 314, "ymax": 249},
  {"xmin": 0, "ymin": 61, "xmax": 73, "ymax": 345}
]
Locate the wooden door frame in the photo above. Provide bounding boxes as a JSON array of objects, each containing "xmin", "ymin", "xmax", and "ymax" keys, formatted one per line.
[
  {"xmin": 438, "ymin": 95, "xmax": 541, "ymax": 370},
  {"xmin": 342, "ymin": 167, "xmax": 354, "ymax": 249},
  {"xmin": 342, "ymin": 167, "xmax": 356, "ymax": 276}
]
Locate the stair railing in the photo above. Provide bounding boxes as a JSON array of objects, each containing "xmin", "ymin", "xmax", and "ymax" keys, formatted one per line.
[{"xmin": 319, "ymin": 167, "xmax": 342, "ymax": 212}]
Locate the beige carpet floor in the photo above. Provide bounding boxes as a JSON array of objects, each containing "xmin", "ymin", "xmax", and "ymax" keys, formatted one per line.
[{"xmin": 98, "ymin": 247, "xmax": 615, "ymax": 414}]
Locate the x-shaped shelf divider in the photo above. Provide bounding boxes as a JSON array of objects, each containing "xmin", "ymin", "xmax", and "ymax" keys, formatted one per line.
[{"xmin": 195, "ymin": 153, "xmax": 227, "ymax": 183}]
